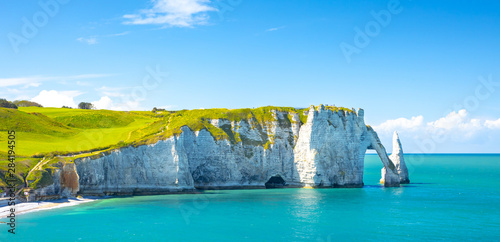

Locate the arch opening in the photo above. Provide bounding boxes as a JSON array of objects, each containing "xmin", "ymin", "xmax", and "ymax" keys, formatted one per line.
[
  {"xmin": 363, "ymin": 153, "xmax": 385, "ymax": 186},
  {"xmin": 364, "ymin": 128, "xmax": 404, "ymax": 187},
  {"xmin": 265, "ymin": 175, "xmax": 286, "ymax": 189}
]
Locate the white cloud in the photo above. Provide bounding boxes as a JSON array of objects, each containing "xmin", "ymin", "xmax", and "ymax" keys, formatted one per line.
[
  {"xmin": 122, "ymin": 101, "xmax": 141, "ymax": 110},
  {"xmin": 77, "ymin": 37, "xmax": 98, "ymax": 45},
  {"xmin": 91, "ymin": 96, "xmax": 145, "ymax": 111},
  {"xmin": 92, "ymin": 96, "xmax": 113, "ymax": 110},
  {"xmin": 123, "ymin": 0, "xmax": 217, "ymax": 27},
  {"xmin": 68, "ymin": 74, "xmax": 113, "ymax": 79},
  {"xmin": 374, "ymin": 115, "xmax": 424, "ymax": 133},
  {"xmin": 373, "ymin": 109, "xmax": 500, "ymax": 153},
  {"xmin": 93, "ymin": 87, "xmax": 137, "ymax": 110},
  {"xmin": 485, "ymin": 118, "xmax": 500, "ymax": 129},
  {"xmin": 266, "ymin": 26, "xmax": 285, "ymax": 32},
  {"xmin": 425, "ymin": 110, "xmax": 483, "ymax": 138},
  {"xmin": 0, "ymin": 76, "xmax": 47, "ymax": 88},
  {"xmin": 374, "ymin": 109, "xmax": 500, "ymax": 142},
  {"xmin": 31, "ymin": 90, "xmax": 83, "ymax": 108},
  {"xmin": 0, "ymin": 74, "xmax": 113, "ymax": 88},
  {"xmin": 77, "ymin": 32, "xmax": 130, "ymax": 45},
  {"xmin": 428, "ymin": 110, "xmax": 475, "ymax": 130},
  {"xmin": 90, "ymin": 90, "xmax": 145, "ymax": 111},
  {"xmin": 107, "ymin": 31, "xmax": 130, "ymax": 37}
]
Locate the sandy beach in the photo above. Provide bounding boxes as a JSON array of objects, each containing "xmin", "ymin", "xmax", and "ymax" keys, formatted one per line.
[{"xmin": 0, "ymin": 197, "xmax": 99, "ymax": 219}]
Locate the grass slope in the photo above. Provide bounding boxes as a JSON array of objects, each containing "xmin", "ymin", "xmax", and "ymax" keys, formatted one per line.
[
  {"xmin": 0, "ymin": 107, "xmax": 160, "ymax": 156},
  {"xmin": 0, "ymin": 156, "xmax": 40, "ymax": 189},
  {"xmin": 0, "ymin": 108, "xmax": 75, "ymax": 135}
]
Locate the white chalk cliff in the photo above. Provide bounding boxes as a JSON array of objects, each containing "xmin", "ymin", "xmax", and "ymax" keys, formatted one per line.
[{"xmin": 34, "ymin": 105, "xmax": 409, "ymax": 199}]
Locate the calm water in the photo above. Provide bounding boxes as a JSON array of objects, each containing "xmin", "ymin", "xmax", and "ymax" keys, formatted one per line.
[{"xmin": 2, "ymin": 154, "xmax": 500, "ymax": 241}]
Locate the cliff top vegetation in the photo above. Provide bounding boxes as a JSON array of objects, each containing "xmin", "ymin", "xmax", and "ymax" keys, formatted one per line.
[{"xmin": 0, "ymin": 105, "xmax": 358, "ymax": 188}]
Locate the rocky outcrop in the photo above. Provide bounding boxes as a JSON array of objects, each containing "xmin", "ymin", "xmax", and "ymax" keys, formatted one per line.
[
  {"xmin": 388, "ymin": 131, "xmax": 410, "ymax": 184},
  {"xmin": 60, "ymin": 163, "xmax": 80, "ymax": 196},
  {"xmin": 380, "ymin": 132, "xmax": 410, "ymax": 185},
  {"xmin": 34, "ymin": 163, "xmax": 79, "ymax": 200},
  {"xmin": 33, "ymin": 106, "xmax": 408, "ymax": 199},
  {"xmin": 34, "ymin": 169, "xmax": 62, "ymax": 200}
]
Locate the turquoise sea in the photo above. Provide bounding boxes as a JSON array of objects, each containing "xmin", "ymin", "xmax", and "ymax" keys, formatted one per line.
[{"xmin": 2, "ymin": 154, "xmax": 500, "ymax": 241}]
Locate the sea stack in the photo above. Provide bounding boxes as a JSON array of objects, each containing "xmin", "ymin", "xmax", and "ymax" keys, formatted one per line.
[{"xmin": 381, "ymin": 131, "xmax": 410, "ymax": 184}]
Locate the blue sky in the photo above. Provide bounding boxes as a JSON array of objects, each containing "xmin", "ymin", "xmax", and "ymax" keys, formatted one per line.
[{"xmin": 1, "ymin": 0, "xmax": 500, "ymax": 152}]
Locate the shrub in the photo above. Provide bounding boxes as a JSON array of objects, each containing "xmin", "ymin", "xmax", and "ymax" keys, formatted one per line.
[
  {"xmin": 78, "ymin": 102, "xmax": 94, "ymax": 110},
  {"xmin": 152, "ymin": 107, "xmax": 166, "ymax": 113},
  {"xmin": 0, "ymin": 98, "xmax": 17, "ymax": 109},
  {"xmin": 13, "ymin": 100, "xmax": 43, "ymax": 107}
]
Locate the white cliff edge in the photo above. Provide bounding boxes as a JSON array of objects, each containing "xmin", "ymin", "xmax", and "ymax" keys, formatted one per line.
[{"xmin": 33, "ymin": 106, "xmax": 409, "ymax": 200}]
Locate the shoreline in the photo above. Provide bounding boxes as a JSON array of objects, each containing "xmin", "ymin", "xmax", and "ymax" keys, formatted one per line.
[
  {"xmin": 0, "ymin": 184, "xmax": 386, "ymax": 219},
  {"xmin": 0, "ymin": 196, "xmax": 100, "ymax": 219}
]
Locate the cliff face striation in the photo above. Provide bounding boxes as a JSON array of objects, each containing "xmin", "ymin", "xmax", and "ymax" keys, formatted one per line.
[{"xmin": 33, "ymin": 105, "xmax": 409, "ymax": 200}]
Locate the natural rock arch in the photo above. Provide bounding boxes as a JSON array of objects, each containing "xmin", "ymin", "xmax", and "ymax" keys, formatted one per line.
[
  {"xmin": 366, "ymin": 128, "xmax": 401, "ymax": 186},
  {"xmin": 366, "ymin": 129, "xmax": 409, "ymax": 186}
]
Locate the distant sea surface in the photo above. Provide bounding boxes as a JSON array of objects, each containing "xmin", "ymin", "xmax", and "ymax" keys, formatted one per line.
[{"xmin": 2, "ymin": 154, "xmax": 500, "ymax": 241}]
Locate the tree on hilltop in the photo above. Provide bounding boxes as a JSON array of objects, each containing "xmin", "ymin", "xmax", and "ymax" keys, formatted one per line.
[
  {"xmin": 13, "ymin": 100, "xmax": 43, "ymax": 107},
  {"xmin": 152, "ymin": 107, "xmax": 166, "ymax": 113},
  {"xmin": 0, "ymin": 98, "xmax": 18, "ymax": 109},
  {"xmin": 78, "ymin": 102, "xmax": 94, "ymax": 110}
]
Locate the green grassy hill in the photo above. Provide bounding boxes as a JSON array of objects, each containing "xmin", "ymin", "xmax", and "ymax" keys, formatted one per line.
[
  {"xmin": 0, "ymin": 107, "xmax": 160, "ymax": 156},
  {"xmin": 0, "ymin": 108, "xmax": 76, "ymax": 135}
]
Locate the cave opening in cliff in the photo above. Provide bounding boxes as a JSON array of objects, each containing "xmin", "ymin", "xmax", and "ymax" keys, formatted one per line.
[{"xmin": 265, "ymin": 175, "xmax": 286, "ymax": 189}]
